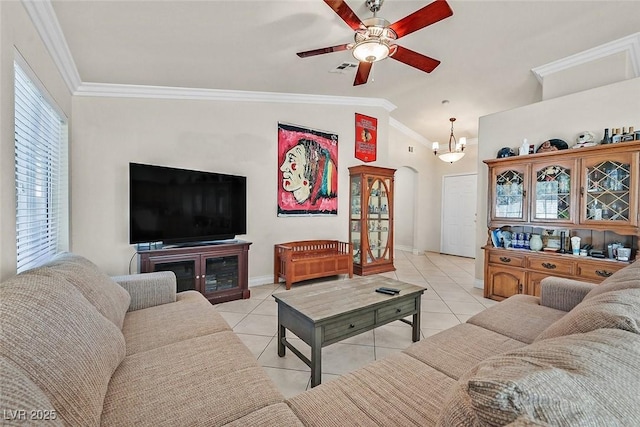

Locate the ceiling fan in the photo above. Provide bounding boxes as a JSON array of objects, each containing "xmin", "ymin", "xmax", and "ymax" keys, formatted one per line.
[{"xmin": 297, "ymin": 0, "xmax": 453, "ymax": 86}]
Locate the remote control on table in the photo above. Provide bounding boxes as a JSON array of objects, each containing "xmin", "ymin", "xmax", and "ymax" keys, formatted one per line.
[
  {"xmin": 378, "ymin": 287, "xmax": 400, "ymax": 294},
  {"xmin": 375, "ymin": 288, "xmax": 397, "ymax": 295}
]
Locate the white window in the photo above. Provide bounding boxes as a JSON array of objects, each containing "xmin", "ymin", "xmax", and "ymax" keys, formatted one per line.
[{"xmin": 14, "ymin": 59, "xmax": 68, "ymax": 273}]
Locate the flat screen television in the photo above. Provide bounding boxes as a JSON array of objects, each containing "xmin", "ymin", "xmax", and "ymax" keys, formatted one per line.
[{"xmin": 129, "ymin": 163, "xmax": 246, "ymax": 245}]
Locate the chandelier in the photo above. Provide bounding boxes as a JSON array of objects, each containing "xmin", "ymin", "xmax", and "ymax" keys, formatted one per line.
[{"xmin": 432, "ymin": 118, "xmax": 466, "ymax": 163}]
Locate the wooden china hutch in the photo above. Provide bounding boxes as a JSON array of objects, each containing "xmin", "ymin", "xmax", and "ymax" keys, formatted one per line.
[
  {"xmin": 484, "ymin": 141, "xmax": 639, "ymax": 301},
  {"xmin": 349, "ymin": 165, "xmax": 396, "ymax": 275}
]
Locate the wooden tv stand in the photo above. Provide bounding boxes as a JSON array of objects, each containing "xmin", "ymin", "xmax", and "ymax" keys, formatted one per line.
[{"xmin": 138, "ymin": 241, "xmax": 251, "ymax": 304}]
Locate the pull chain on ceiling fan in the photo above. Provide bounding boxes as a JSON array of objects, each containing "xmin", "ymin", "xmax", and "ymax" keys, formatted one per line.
[{"xmin": 297, "ymin": 0, "xmax": 454, "ymax": 86}]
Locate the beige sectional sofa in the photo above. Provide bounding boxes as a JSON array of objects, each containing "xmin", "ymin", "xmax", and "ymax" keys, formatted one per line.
[{"xmin": 1, "ymin": 253, "xmax": 639, "ymax": 426}]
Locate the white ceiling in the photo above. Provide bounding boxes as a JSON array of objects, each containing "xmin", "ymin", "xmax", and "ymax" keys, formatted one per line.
[{"xmin": 49, "ymin": 0, "xmax": 640, "ymax": 145}]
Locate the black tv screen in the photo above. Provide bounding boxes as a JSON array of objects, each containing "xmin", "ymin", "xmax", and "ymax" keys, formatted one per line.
[{"xmin": 129, "ymin": 163, "xmax": 246, "ymax": 244}]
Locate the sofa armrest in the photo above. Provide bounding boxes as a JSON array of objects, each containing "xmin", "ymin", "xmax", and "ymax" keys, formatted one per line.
[
  {"xmin": 111, "ymin": 271, "xmax": 177, "ymax": 312},
  {"xmin": 539, "ymin": 276, "xmax": 596, "ymax": 312}
]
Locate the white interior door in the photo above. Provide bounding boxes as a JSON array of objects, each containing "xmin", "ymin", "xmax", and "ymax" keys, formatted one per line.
[{"xmin": 441, "ymin": 174, "xmax": 477, "ymax": 258}]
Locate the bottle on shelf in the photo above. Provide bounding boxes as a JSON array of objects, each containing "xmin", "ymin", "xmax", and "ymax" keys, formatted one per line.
[
  {"xmin": 611, "ymin": 128, "xmax": 623, "ymax": 143},
  {"xmin": 558, "ymin": 231, "xmax": 567, "ymax": 254},
  {"xmin": 601, "ymin": 128, "xmax": 611, "ymax": 144},
  {"xmin": 622, "ymin": 126, "xmax": 635, "ymax": 142}
]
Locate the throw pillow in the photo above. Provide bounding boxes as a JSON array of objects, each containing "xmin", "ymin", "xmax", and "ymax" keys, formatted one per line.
[
  {"xmin": 0, "ymin": 357, "xmax": 64, "ymax": 427},
  {"xmin": 535, "ymin": 289, "xmax": 640, "ymax": 341},
  {"xmin": 0, "ymin": 272, "xmax": 126, "ymax": 427},
  {"xmin": 584, "ymin": 260, "xmax": 640, "ymax": 300},
  {"xmin": 437, "ymin": 329, "xmax": 640, "ymax": 426},
  {"xmin": 40, "ymin": 252, "xmax": 130, "ymax": 329}
]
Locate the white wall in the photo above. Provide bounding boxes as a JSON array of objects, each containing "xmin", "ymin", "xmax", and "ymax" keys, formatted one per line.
[
  {"xmin": 70, "ymin": 95, "xmax": 392, "ymax": 280},
  {"xmin": 0, "ymin": 2, "xmax": 72, "ymax": 281},
  {"xmin": 394, "ymin": 166, "xmax": 417, "ymax": 252},
  {"xmin": 387, "ymin": 126, "xmax": 440, "ymax": 254},
  {"xmin": 475, "ymin": 76, "xmax": 640, "ymax": 281}
]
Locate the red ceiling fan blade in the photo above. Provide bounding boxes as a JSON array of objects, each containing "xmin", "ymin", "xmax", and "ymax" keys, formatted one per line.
[
  {"xmin": 353, "ymin": 62, "xmax": 372, "ymax": 86},
  {"xmin": 389, "ymin": 0, "xmax": 453, "ymax": 39},
  {"xmin": 297, "ymin": 44, "xmax": 350, "ymax": 58},
  {"xmin": 324, "ymin": 0, "xmax": 363, "ymax": 31},
  {"xmin": 390, "ymin": 45, "xmax": 441, "ymax": 73}
]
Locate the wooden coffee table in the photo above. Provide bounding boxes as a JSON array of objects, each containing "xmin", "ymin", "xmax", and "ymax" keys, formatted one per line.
[{"xmin": 272, "ymin": 276, "xmax": 424, "ymax": 387}]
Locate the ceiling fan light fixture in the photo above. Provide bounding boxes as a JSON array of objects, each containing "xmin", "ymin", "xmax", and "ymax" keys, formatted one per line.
[
  {"xmin": 352, "ymin": 39, "xmax": 390, "ymax": 62},
  {"xmin": 352, "ymin": 18, "xmax": 396, "ymax": 63}
]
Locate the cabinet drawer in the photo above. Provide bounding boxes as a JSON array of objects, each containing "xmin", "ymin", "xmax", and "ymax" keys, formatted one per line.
[
  {"xmin": 376, "ymin": 298, "xmax": 417, "ymax": 324},
  {"xmin": 527, "ymin": 257, "xmax": 574, "ymax": 275},
  {"xmin": 488, "ymin": 252, "xmax": 526, "ymax": 267},
  {"xmin": 576, "ymin": 260, "xmax": 626, "ymax": 282},
  {"xmin": 323, "ymin": 311, "xmax": 375, "ymax": 343}
]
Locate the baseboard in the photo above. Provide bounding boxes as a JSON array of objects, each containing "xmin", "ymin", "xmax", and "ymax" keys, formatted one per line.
[
  {"xmin": 474, "ymin": 278, "xmax": 484, "ymax": 289},
  {"xmin": 249, "ymin": 275, "xmax": 277, "ymax": 287},
  {"xmin": 396, "ymin": 245, "xmax": 419, "ymax": 254}
]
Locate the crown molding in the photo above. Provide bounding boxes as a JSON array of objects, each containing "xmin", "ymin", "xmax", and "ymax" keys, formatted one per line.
[
  {"xmin": 389, "ymin": 118, "xmax": 430, "ymax": 146},
  {"xmin": 532, "ymin": 32, "xmax": 640, "ymax": 83},
  {"xmin": 23, "ymin": 0, "xmax": 397, "ymax": 112},
  {"xmin": 75, "ymin": 82, "xmax": 398, "ymax": 111},
  {"xmin": 21, "ymin": 0, "xmax": 81, "ymax": 93}
]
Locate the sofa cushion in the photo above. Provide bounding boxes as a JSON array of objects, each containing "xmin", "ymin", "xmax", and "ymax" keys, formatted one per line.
[
  {"xmin": 222, "ymin": 403, "xmax": 303, "ymax": 427},
  {"xmin": 584, "ymin": 260, "xmax": 640, "ymax": 300},
  {"xmin": 0, "ymin": 272, "xmax": 126, "ymax": 427},
  {"xmin": 122, "ymin": 290, "xmax": 231, "ymax": 355},
  {"xmin": 0, "ymin": 357, "xmax": 64, "ymax": 427},
  {"xmin": 41, "ymin": 252, "xmax": 130, "ymax": 329},
  {"xmin": 438, "ymin": 329, "xmax": 640, "ymax": 426},
  {"xmin": 403, "ymin": 323, "xmax": 526, "ymax": 380},
  {"xmin": 467, "ymin": 294, "xmax": 566, "ymax": 343},
  {"xmin": 102, "ymin": 331, "xmax": 284, "ymax": 426},
  {"xmin": 287, "ymin": 353, "xmax": 456, "ymax": 426},
  {"xmin": 535, "ymin": 289, "xmax": 640, "ymax": 341}
]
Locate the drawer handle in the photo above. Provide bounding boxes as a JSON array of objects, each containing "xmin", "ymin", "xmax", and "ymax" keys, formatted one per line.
[
  {"xmin": 596, "ymin": 270, "xmax": 613, "ymax": 278},
  {"xmin": 349, "ymin": 323, "xmax": 355, "ymax": 329},
  {"xmin": 542, "ymin": 262, "xmax": 557, "ymax": 270},
  {"xmin": 499, "ymin": 257, "xmax": 511, "ymax": 263},
  {"xmin": 396, "ymin": 308, "xmax": 402, "ymax": 313}
]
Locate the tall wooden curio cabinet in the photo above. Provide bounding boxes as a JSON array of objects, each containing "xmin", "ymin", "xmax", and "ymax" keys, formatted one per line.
[{"xmin": 349, "ymin": 165, "xmax": 396, "ymax": 275}]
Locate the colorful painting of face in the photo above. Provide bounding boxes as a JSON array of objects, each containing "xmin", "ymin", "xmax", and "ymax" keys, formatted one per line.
[{"xmin": 277, "ymin": 123, "xmax": 338, "ymax": 216}]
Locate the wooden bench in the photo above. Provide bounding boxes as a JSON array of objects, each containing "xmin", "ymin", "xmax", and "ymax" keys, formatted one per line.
[{"xmin": 274, "ymin": 240, "xmax": 353, "ymax": 290}]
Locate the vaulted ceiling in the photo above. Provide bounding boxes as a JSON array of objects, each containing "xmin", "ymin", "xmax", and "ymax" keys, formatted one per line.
[{"xmin": 49, "ymin": 0, "xmax": 640, "ymax": 145}]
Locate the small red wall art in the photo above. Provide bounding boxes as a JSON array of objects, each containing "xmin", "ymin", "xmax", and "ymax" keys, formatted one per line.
[
  {"xmin": 354, "ymin": 113, "xmax": 377, "ymax": 162},
  {"xmin": 277, "ymin": 123, "xmax": 338, "ymax": 216}
]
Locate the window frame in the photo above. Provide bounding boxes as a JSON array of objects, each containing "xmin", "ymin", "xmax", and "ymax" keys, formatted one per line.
[{"xmin": 14, "ymin": 53, "xmax": 69, "ymax": 273}]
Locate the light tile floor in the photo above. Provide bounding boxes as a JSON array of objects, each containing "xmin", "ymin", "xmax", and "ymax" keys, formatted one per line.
[{"xmin": 214, "ymin": 251, "xmax": 497, "ymax": 398}]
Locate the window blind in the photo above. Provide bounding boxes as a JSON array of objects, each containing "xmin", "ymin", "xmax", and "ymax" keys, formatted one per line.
[{"xmin": 14, "ymin": 61, "xmax": 68, "ymax": 273}]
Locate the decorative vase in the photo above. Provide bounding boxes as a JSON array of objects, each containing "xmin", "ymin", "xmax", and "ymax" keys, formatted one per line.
[{"xmin": 529, "ymin": 234, "xmax": 543, "ymax": 251}]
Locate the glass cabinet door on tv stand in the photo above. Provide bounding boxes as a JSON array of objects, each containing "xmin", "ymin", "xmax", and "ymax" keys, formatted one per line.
[
  {"xmin": 349, "ymin": 165, "xmax": 396, "ymax": 276},
  {"xmin": 138, "ymin": 241, "xmax": 252, "ymax": 305}
]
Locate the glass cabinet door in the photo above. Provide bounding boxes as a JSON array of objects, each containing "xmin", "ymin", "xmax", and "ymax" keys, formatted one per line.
[
  {"xmin": 491, "ymin": 165, "xmax": 528, "ymax": 222},
  {"xmin": 203, "ymin": 256, "xmax": 239, "ymax": 295},
  {"xmin": 350, "ymin": 176, "xmax": 362, "ymax": 264},
  {"xmin": 582, "ymin": 154, "xmax": 636, "ymax": 225},
  {"xmin": 365, "ymin": 177, "xmax": 392, "ymax": 264},
  {"xmin": 150, "ymin": 258, "xmax": 197, "ymax": 293},
  {"xmin": 531, "ymin": 161, "xmax": 575, "ymax": 223}
]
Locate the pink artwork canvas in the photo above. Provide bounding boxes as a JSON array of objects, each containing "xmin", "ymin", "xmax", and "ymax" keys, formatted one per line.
[{"xmin": 277, "ymin": 123, "xmax": 338, "ymax": 216}]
